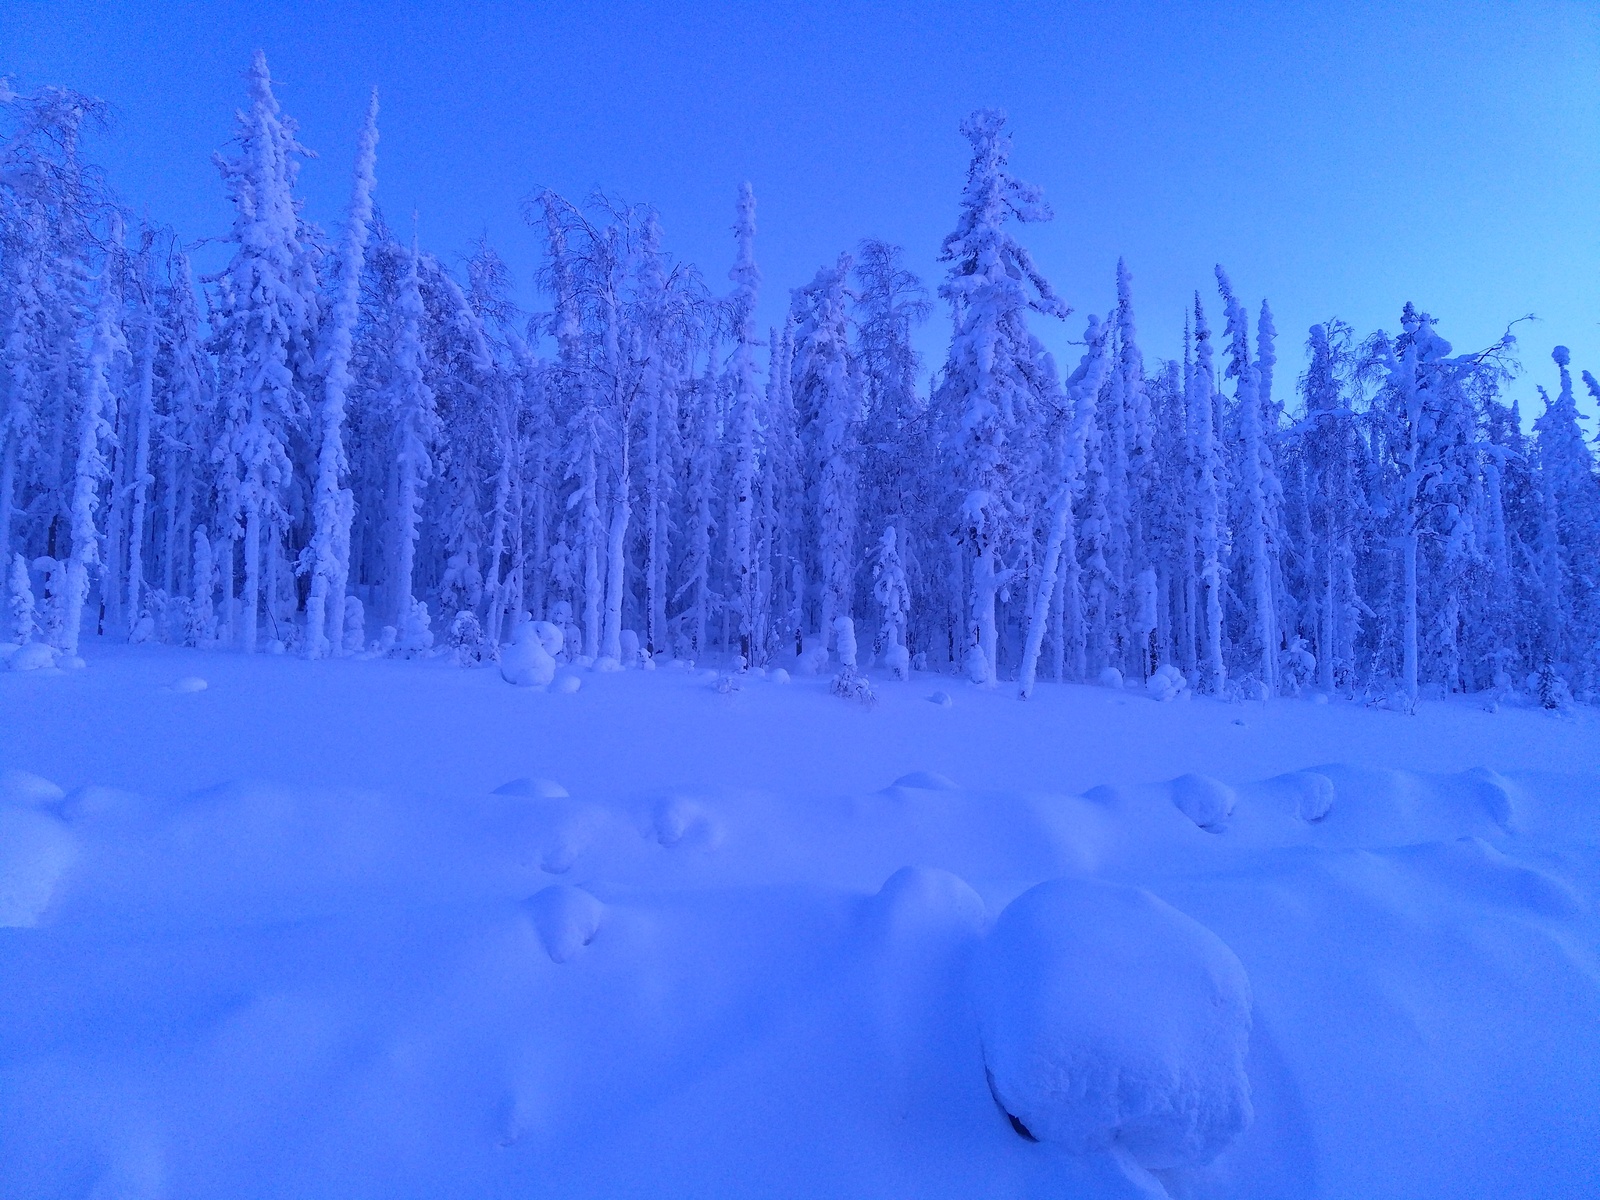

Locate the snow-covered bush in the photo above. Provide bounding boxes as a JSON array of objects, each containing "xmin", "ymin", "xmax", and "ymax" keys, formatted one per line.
[
  {"xmin": 1279, "ymin": 636, "xmax": 1316, "ymax": 696},
  {"xmin": 833, "ymin": 616, "xmax": 858, "ymax": 671},
  {"xmin": 342, "ymin": 596, "xmax": 366, "ymax": 656},
  {"xmin": 500, "ymin": 621, "xmax": 556, "ymax": 687},
  {"xmin": 446, "ymin": 609, "xmax": 491, "ymax": 666},
  {"xmin": 975, "ymin": 877, "xmax": 1253, "ymax": 1168},
  {"xmin": 1537, "ymin": 655, "xmax": 1571, "ymax": 711},
  {"xmin": 8, "ymin": 555, "xmax": 38, "ymax": 646},
  {"xmin": 1146, "ymin": 663, "xmax": 1186, "ymax": 702},
  {"xmin": 830, "ymin": 666, "xmax": 877, "ymax": 708},
  {"xmin": 395, "ymin": 598, "xmax": 434, "ymax": 656}
]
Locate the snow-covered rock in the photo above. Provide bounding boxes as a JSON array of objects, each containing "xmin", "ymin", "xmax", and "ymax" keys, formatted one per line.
[
  {"xmin": 975, "ymin": 876, "xmax": 1253, "ymax": 1169},
  {"xmin": 1098, "ymin": 666, "xmax": 1125, "ymax": 690},
  {"xmin": 500, "ymin": 623, "xmax": 556, "ymax": 687},
  {"xmin": 927, "ymin": 690, "xmax": 953, "ymax": 708},
  {"xmin": 769, "ymin": 667, "xmax": 790, "ymax": 684},
  {"xmin": 1171, "ymin": 773, "xmax": 1236, "ymax": 831},
  {"xmin": 526, "ymin": 884, "xmax": 604, "ymax": 963},
  {"xmin": 555, "ymin": 674, "xmax": 582, "ymax": 694}
]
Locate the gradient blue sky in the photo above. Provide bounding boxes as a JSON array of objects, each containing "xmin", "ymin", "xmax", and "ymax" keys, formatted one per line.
[{"xmin": 5, "ymin": 0, "xmax": 1598, "ymax": 418}]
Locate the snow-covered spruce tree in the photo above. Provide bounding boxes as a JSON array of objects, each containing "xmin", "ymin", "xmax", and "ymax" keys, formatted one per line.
[
  {"xmin": 0, "ymin": 84, "xmax": 108, "ymax": 610},
  {"xmin": 62, "ymin": 220, "xmax": 125, "ymax": 659},
  {"xmin": 872, "ymin": 524, "xmax": 911, "ymax": 678},
  {"xmin": 1532, "ymin": 346, "xmax": 1600, "ymax": 688},
  {"xmin": 724, "ymin": 182, "xmax": 761, "ymax": 664},
  {"xmin": 791, "ymin": 254, "xmax": 862, "ymax": 666},
  {"xmin": 1019, "ymin": 312, "xmax": 1109, "ymax": 698},
  {"xmin": 854, "ymin": 240, "xmax": 931, "ymax": 661},
  {"xmin": 388, "ymin": 233, "xmax": 437, "ymax": 652},
  {"xmin": 1368, "ymin": 306, "xmax": 1509, "ymax": 700},
  {"xmin": 153, "ymin": 250, "xmax": 216, "ymax": 604},
  {"xmin": 1216, "ymin": 266, "xmax": 1279, "ymax": 697},
  {"xmin": 1292, "ymin": 321, "xmax": 1364, "ymax": 695},
  {"xmin": 1189, "ymin": 294, "xmax": 1227, "ymax": 694},
  {"xmin": 121, "ymin": 229, "xmax": 160, "ymax": 637},
  {"xmin": 211, "ymin": 51, "xmax": 320, "ymax": 652},
  {"xmin": 934, "ymin": 109, "xmax": 1069, "ymax": 686},
  {"xmin": 304, "ymin": 88, "xmax": 378, "ymax": 659}
]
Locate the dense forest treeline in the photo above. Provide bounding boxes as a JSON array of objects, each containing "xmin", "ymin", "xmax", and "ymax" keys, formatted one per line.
[{"xmin": 3, "ymin": 55, "xmax": 1598, "ymax": 704}]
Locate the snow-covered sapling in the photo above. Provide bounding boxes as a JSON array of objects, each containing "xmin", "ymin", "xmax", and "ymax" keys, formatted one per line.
[{"xmin": 9, "ymin": 554, "xmax": 38, "ymax": 645}]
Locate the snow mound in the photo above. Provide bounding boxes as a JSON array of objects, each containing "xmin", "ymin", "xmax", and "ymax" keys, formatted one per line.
[
  {"xmin": 526, "ymin": 884, "xmax": 604, "ymax": 962},
  {"xmin": 975, "ymin": 876, "xmax": 1253, "ymax": 1169},
  {"xmin": 500, "ymin": 623, "xmax": 556, "ymax": 687},
  {"xmin": 1278, "ymin": 770, "xmax": 1335, "ymax": 822},
  {"xmin": 0, "ymin": 805, "xmax": 77, "ymax": 927},
  {"xmin": 927, "ymin": 690, "xmax": 953, "ymax": 708},
  {"xmin": 645, "ymin": 794, "xmax": 719, "ymax": 848},
  {"xmin": 890, "ymin": 770, "xmax": 961, "ymax": 792},
  {"xmin": 1171, "ymin": 773, "xmax": 1236, "ymax": 831},
  {"xmin": 7, "ymin": 641, "xmax": 55, "ymax": 671},
  {"xmin": 0, "ymin": 769, "xmax": 66, "ymax": 807},
  {"xmin": 769, "ymin": 667, "xmax": 790, "ymax": 684},
  {"xmin": 594, "ymin": 656, "xmax": 623, "ymax": 673},
  {"xmin": 1462, "ymin": 766, "xmax": 1517, "ymax": 832},
  {"xmin": 555, "ymin": 674, "xmax": 582, "ymax": 694},
  {"xmin": 866, "ymin": 865, "xmax": 986, "ymax": 944},
  {"xmin": 169, "ymin": 675, "xmax": 208, "ymax": 694},
  {"xmin": 491, "ymin": 777, "xmax": 569, "ymax": 799},
  {"xmin": 1098, "ymin": 666, "xmax": 1125, "ymax": 690}
]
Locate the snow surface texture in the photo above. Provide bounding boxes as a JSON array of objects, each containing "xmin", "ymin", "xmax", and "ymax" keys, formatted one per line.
[{"xmin": 3, "ymin": 646, "xmax": 1600, "ymax": 1199}]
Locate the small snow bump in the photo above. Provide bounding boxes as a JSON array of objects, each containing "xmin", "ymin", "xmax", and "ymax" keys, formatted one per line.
[
  {"xmin": 555, "ymin": 674, "xmax": 582, "ymax": 694},
  {"xmin": 169, "ymin": 676, "xmax": 208, "ymax": 694},
  {"xmin": 890, "ymin": 770, "xmax": 960, "ymax": 792},
  {"xmin": 525, "ymin": 885, "xmax": 604, "ymax": 963},
  {"xmin": 1171, "ymin": 773, "xmax": 1236, "ymax": 832},
  {"xmin": 645, "ymin": 795, "xmax": 719, "ymax": 849},
  {"xmin": 492, "ymin": 777, "xmax": 569, "ymax": 800},
  {"xmin": 1278, "ymin": 771, "xmax": 1335, "ymax": 823},
  {"xmin": 927, "ymin": 690, "xmax": 954, "ymax": 708},
  {"xmin": 0, "ymin": 770, "xmax": 66, "ymax": 808},
  {"xmin": 769, "ymin": 667, "xmax": 791, "ymax": 684}
]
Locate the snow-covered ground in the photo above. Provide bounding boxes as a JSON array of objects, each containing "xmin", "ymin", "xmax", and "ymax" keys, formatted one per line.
[{"xmin": 3, "ymin": 648, "xmax": 1599, "ymax": 1198}]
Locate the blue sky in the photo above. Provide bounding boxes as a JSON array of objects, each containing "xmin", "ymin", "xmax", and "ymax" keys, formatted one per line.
[{"xmin": 5, "ymin": 0, "xmax": 1598, "ymax": 418}]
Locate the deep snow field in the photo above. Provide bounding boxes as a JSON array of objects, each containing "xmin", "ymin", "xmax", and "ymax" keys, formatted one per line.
[{"xmin": 2, "ymin": 646, "xmax": 1599, "ymax": 1199}]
